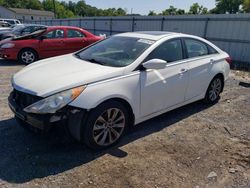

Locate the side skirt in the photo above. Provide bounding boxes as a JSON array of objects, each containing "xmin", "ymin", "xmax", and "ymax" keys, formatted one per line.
[{"xmin": 134, "ymin": 93, "xmax": 205, "ymax": 125}]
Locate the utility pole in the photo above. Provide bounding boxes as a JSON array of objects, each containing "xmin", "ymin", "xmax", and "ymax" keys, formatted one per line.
[{"xmin": 53, "ymin": 0, "xmax": 56, "ymax": 19}]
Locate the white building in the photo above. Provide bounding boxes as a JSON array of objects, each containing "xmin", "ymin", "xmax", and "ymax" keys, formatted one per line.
[{"xmin": 0, "ymin": 6, "xmax": 54, "ymax": 22}]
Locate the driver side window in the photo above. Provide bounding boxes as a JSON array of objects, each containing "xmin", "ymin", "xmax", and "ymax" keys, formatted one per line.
[
  {"xmin": 45, "ymin": 29, "xmax": 64, "ymax": 39},
  {"xmin": 145, "ymin": 39, "xmax": 183, "ymax": 63}
]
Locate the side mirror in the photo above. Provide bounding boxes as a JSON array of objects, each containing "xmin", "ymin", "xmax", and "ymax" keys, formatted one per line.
[{"xmin": 142, "ymin": 59, "xmax": 167, "ymax": 70}]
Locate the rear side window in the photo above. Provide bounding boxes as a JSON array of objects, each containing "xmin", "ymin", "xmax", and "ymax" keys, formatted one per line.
[
  {"xmin": 146, "ymin": 39, "xmax": 183, "ymax": 63},
  {"xmin": 208, "ymin": 45, "xmax": 218, "ymax": 54},
  {"xmin": 185, "ymin": 39, "xmax": 209, "ymax": 58},
  {"xmin": 67, "ymin": 29, "xmax": 84, "ymax": 38}
]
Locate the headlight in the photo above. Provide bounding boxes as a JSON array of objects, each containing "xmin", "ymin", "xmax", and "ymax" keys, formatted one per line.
[
  {"xmin": 1, "ymin": 43, "xmax": 15, "ymax": 48},
  {"xmin": 24, "ymin": 86, "xmax": 86, "ymax": 114}
]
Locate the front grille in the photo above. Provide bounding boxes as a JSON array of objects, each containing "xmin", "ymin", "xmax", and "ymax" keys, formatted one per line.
[{"xmin": 12, "ymin": 89, "xmax": 43, "ymax": 109}]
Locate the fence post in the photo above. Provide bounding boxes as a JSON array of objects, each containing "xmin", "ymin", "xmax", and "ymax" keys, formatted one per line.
[
  {"xmin": 132, "ymin": 17, "xmax": 135, "ymax": 32},
  {"xmin": 161, "ymin": 17, "xmax": 165, "ymax": 31},
  {"xmin": 110, "ymin": 18, "xmax": 113, "ymax": 35},
  {"xmin": 93, "ymin": 18, "xmax": 96, "ymax": 35},
  {"xmin": 68, "ymin": 19, "xmax": 70, "ymax": 26},
  {"xmin": 79, "ymin": 18, "xmax": 82, "ymax": 28},
  {"xmin": 204, "ymin": 18, "xmax": 209, "ymax": 39}
]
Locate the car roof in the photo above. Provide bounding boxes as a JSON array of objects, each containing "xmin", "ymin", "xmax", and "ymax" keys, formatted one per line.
[
  {"xmin": 48, "ymin": 26, "xmax": 82, "ymax": 30},
  {"xmin": 116, "ymin": 31, "xmax": 181, "ymax": 40},
  {"xmin": 22, "ymin": 24, "xmax": 47, "ymax": 27},
  {"xmin": 0, "ymin": 18, "xmax": 19, "ymax": 21}
]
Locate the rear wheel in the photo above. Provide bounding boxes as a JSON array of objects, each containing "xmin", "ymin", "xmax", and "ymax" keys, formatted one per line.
[
  {"xmin": 204, "ymin": 76, "xmax": 223, "ymax": 104},
  {"xmin": 18, "ymin": 49, "xmax": 38, "ymax": 64},
  {"xmin": 81, "ymin": 101, "xmax": 129, "ymax": 150}
]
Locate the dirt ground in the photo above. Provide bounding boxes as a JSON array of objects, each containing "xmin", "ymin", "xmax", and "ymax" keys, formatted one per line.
[{"xmin": 0, "ymin": 60, "xmax": 249, "ymax": 188}]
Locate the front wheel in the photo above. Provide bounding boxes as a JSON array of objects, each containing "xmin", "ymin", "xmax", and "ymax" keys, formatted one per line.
[
  {"xmin": 204, "ymin": 76, "xmax": 223, "ymax": 104},
  {"xmin": 18, "ymin": 49, "xmax": 38, "ymax": 64},
  {"xmin": 81, "ymin": 101, "xmax": 129, "ymax": 150}
]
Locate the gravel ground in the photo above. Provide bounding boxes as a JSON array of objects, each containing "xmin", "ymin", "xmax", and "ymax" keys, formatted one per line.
[{"xmin": 0, "ymin": 59, "xmax": 249, "ymax": 188}]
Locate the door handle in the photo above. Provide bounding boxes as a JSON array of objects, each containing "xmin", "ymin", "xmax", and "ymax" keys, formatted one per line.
[
  {"xmin": 210, "ymin": 59, "xmax": 214, "ymax": 64},
  {"xmin": 180, "ymin": 68, "xmax": 188, "ymax": 73}
]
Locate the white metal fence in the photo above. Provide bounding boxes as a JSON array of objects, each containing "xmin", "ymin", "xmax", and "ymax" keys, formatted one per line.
[{"xmin": 26, "ymin": 14, "xmax": 250, "ymax": 66}]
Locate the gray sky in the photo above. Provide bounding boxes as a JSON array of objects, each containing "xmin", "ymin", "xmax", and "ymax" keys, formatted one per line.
[{"xmin": 65, "ymin": 0, "xmax": 216, "ymax": 15}]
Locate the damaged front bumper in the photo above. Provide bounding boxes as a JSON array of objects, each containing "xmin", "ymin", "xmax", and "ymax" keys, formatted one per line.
[{"xmin": 8, "ymin": 91, "xmax": 87, "ymax": 140}]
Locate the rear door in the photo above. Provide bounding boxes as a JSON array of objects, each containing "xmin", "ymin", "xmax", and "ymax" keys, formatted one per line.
[
  {"xmin": 38, "ymin": 28, "xmax": 68, "ymax": 58},
  {"xmin": 183, "ymin": 38, "xmax": 218, "ymax": 100},
  {"xmin": 64, "ymin": 28, "xmax": 89, "ymax": 53}
]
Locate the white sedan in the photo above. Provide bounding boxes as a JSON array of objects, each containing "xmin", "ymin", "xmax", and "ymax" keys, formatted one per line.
[{"xmin": 9, "ymin": 31, "xmax": 230, "ymax": 149}]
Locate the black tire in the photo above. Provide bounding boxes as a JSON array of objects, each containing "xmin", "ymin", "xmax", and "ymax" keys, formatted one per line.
[
  {"xmin": 18, "ymin": 48, "xmax": 38, "ymax": 64},
  {"xmin": 81, "ymin": 101, "xmax": 129, "ymax": 150},
  {"xmin": 204, "ymin": 76, "xmax": 223, "ymax": 104}
]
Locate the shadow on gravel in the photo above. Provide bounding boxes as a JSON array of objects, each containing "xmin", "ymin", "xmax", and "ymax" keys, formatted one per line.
[
  {"xmin": 239, "ymin": 81, "xmax": 250, "ymax": 88},
  {"xmin": 0, "ymin": 59, "xmax": 20, "ymax": 66},
  {"xmin": 0, "ymin": 101, "xmax": 211, "ymax": 183}
]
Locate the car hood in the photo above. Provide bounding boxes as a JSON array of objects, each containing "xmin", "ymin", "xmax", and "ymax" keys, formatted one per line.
[
  {"xmin": 12, "ymin": 54, "xmax": 125, "ymax": 97},
  {"xmin": 12, "ymin": 29, "xmax": 46, "ymax": 40}
]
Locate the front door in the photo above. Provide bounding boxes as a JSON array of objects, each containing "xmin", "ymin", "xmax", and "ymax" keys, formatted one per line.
[
  {"xmin": 39, "ymin": 29, "xmax": 67, "ymax": 58},
  {"xmin": 140, "ymin": 39, "xmax": 189, "ymax": 117}
]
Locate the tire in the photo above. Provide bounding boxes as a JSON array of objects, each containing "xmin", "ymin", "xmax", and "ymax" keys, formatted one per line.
[
  {"xmin": 204, "ymin": 76, "xmax": 223, "ymax": 104},
  {"xmin": 18, "ymin": 48, "xmax": 38, "ymax": 64},
  {"xmin": 81, "ymin": 101, "xmax": 129, "ymax": 150}
]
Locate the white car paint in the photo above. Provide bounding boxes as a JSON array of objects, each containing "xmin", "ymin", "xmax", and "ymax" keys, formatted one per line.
[
  {"xmin": 12, "ymin": 31, "xmax": 230, "ymax": 125},
  {"xmin": 12, "ymin": 54, "xmax": 125, "ymax": 97}
]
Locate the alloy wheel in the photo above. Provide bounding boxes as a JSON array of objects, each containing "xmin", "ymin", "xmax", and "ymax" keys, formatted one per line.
[
  {"xmin": 209, "ymin": 78, "xmax": 222, "ymax": 102},
  {"xmin": 21, "ymin": 51, "xmax": 35, "ymax": 64},
  {"xmin": 93, "ymin": 108, "xmax": 125, "ymax": 146}
]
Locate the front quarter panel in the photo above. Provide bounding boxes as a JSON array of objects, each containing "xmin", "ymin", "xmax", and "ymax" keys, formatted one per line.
[
  {"xmin": 14, "ymin": 39, "xmax": 39, "ymax": 49},
  {"xmin": 69, "ymin": 72, "xmax": 141, "ymax": 119}
]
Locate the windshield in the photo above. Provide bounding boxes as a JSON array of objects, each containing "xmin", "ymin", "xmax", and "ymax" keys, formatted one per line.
[
  {"xmin": 5, "ymin": 20, "xmax": 15, "ymax": 25},
  {"xmin": 76, "ymin": 36, "xmax": 155, "ymax": 67},
  {"xmin": 12, "ymin": 25, "xmax": 25, "ymax": 32}
]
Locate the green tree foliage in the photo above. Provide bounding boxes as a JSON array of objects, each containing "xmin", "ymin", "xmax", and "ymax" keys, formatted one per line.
[
  {"xmin": 189, "ymin": 3, "xmax": 208, "ymax": 14},
  {"xmin": 148, "ymin": 6, "xmax": 185, "ymax": 16},
  {"xmin": 211, "ymin": 0, "xmax": 243, "ymax": 13},
  {"xmin": 161, "ymin": 6, "xmax": 185, "ymax": 15},
  {"xmin": 0, "ymin": 0, "xmax": 127, "ymax": 18},
  {"xmin": 148, "ymin": 10, "xmax": 157, "ymax": 16},
  {"xmin": 0, "ymin": 0, "xmax": 249, "ymax": 18},
  {"xmin": 0, "ymin": 0, "xmax": 42, "ymax": 9},
  {"xmin": 243, "ymin": 0, "xmax": 250, "ymax": 12},
  {"xmin": 42, "ymin": 0, "xmax": 74, "ymax": 18}
]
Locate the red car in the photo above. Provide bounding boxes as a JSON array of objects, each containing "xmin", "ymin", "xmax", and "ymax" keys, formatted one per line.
[{"xmin": 0, "ymin": 26, "xmax": 103, "ymax": 64}]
